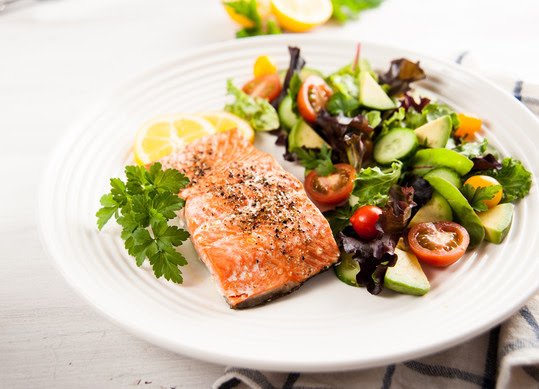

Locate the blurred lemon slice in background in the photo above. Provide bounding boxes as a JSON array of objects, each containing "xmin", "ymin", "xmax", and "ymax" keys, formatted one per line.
[
  {"xmin": 223, "ymin": 0, "xmax": 272, "ymax": 28},
  {"xmin": 134, "ymin": 114, "xmax": 216, "ymax": 165},
  {"xmin": 197, "ymin": 111, "xmax": 255, "ymax": 143},
  {"xmin": 271, "ymin": 0, "xmax": 332, "ymax": 32}
]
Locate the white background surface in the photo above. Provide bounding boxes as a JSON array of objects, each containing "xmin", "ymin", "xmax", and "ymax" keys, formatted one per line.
[{"xmin": 1, "ymin": 0, "xmax": 538, "ymax": 387}]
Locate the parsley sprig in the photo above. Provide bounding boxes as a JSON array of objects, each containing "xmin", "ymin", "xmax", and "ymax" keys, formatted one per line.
[
  {"xmin": 224, "ymin": 0, "xmax": 281, "ymax": 38},
  {"xmin": 96, "ymin": 163, "xmax": 190, "ymax": 284},
  {"xmin": 461, "ymin": 183, "xmax": 502, "ymax": 212},
  {"xmin": 293, "ymin": 144, "xmax": 336, "ymax": 176}
]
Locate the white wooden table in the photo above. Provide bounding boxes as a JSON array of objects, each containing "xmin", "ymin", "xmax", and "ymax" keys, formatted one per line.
[{"xmin": 1, "ymin": 0, "xmax": 538, "ymax": 387}]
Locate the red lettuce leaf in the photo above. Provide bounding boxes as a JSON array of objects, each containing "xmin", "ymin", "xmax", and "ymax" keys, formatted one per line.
[
  {"xmin": 314, "ymin": 110, "xmax": 373, "ymax": 163},
  {"xmin": 378, "ymin": 59, "xmax": 426, "ymax": 97},
  {"xmin": 471, "ymin": 153, "xmax": 502, "ymax": 171},
  {"xmin": 272, "ymin": 46, "xmax": 305, "ymax": 110},
  {"xmin": 338, "ymin": 185, "xmax": 416, "ymax": 294},
  {"xmin": 400, "ymin": 93, "xmax": 431, "ymax": 112},
  {"xmin": 400, "ymin": 174, "xmax": 432, "ymax": 219}
]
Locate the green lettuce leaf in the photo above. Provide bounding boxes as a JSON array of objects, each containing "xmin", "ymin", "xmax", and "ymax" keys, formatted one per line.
[
  {"xmin": 351, "ymin": 161, "xmax": 403, "ymax": 207},
  {"xmin": 482, "ymin": 158, "xmax": 532, "ymax": 203},
  {"xmin": 224, "ymin": 79, "xmax": 279, "ymax": 131}
]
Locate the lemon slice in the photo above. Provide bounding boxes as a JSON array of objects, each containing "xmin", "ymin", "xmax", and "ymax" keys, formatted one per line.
[
  {"xmin": 197, "ymin": 111, "xmax": 255, "ymax": 144},
  {"xmin": 223, "ymin": 0, "xmax": 272, "ymax": 28},
  {"xmin": 271, "ymin": 0, "xmax": 332, "ymax": 32},
  {"xmin": 134, "ymin": 113, "xmax": 216, "ymax": 165}
]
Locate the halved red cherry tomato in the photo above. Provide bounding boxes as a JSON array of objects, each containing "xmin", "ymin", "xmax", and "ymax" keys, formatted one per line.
[
  {"xmin": 350, "ymin": 205, "xmax": 383, "ymax": 240},
  {"xmin": 304, "ymin": 163, "xmax": 355, "ymax": 205},
  {"xmin": 242, "ymin": 73, "xmax": 282, "ymax": 101},
  {"xmin": 297, "ymin": 75, "xmax": 333, "ymax": 123},
  {"xmin": 408, "ymin": 221, "xmax": 470, "ymax": 267}
]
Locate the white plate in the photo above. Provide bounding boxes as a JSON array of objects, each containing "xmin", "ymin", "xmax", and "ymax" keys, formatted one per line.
[{"xmin": 38, "ymin": 35, "xmax": 539, "ymax": 372}]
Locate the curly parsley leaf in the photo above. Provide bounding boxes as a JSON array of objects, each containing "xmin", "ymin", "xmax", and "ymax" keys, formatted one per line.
[
  {"xmin": 293, "ymin": 144, "xmax": 336, "ymax": 176},
  {"xmin": 96, "ymin": 163, "xmax": 190, "ymax": 284},
  {"xmin": 461, "ymin": 183, "xmax": 502, "ymax": 212}
]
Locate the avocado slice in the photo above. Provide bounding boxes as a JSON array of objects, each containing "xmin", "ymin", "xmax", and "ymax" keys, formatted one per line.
[
  {"xmin": 359, "ymin": 58, "xmax": 373, "ymax": 73},
  {"xmin": 359, "ymin": 72, "xmax": 396, "ymax": 110},
  {"xmin": 411, "ymin": 148, "xmax": 474, "ymax": 177},
  {"xmin": 423, "ymin": 167, "xmax": 461, "ymax": 188},
  {"xmin": 408, "ymin": 191, "xmax": 453, "ymax": 228},
  {"xmin": 385, "ymin": 248, "xmax": 430, "ymax": 296},
  {"xmin": 414, "ymin": 115, "xmax": 452, "ymax": 148},
  {"xmin": 477, "ymin": 203, "xmax": 514, "ymax": 244},
  {"xmin": 424, "ymin": 176, "xmax": 485, "ymax": 248},
  {"xmin": 288, "ymin": 119, "xmax": 329, "ymax": 150}
]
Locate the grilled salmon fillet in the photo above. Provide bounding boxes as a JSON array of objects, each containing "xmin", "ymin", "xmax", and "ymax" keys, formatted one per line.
[{"xmin": 159, "ymin": 129, "xmax": 340, "ymax": 308}]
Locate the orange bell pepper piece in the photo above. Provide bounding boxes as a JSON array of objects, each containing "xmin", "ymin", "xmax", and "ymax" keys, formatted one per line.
[{"xmin": 455, "ymin": 113, "xmax": 482, "ymax": 139}]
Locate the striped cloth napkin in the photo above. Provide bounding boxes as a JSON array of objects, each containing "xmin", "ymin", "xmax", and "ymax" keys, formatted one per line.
[{"xmin": 213, "ymin": 52, "xmax": 539, "ymax": 389}]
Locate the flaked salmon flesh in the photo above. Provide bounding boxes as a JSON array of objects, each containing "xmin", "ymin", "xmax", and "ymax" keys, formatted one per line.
[{"xmin": 159, "ymin": 129, "xmax": 340, "ymax": 308}]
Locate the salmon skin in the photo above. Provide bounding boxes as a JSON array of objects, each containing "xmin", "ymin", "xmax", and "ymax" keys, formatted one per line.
[{"xmin": 159, "ymin": 129, "xmax": 340, "ymax": 309}]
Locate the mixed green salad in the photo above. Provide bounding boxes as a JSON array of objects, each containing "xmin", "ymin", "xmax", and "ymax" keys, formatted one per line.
[{"xmin": 224, "ymin": 45, "xmax": 533, "ymax": 296}]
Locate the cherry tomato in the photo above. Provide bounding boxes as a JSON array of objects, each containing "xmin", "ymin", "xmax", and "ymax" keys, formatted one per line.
[
  {"xmin": 304, "ymin": 163, "xmax": 355, "ymax": 205},
  {"xmin": 408, "ymin": 221, "xmax": 470, "ymax": 267},
  {"xmin": 297, "ymin": 75, "xmax": 333, "ymax": 123},
  {"xmin": 350, "ymin": 205, "xmax": 383, "ymax": 240},
  {"xmin": 463, "ymin": 175, "xmax": 503, "ymax": 209},
  {"xmin": 242, "ymin": 73, "xmax": 282, "ymax": 101}
]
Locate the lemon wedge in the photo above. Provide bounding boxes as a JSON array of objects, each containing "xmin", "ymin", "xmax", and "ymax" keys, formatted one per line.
[
  {"xmin": 223, "ymin": 0, "xmax": 272, "ymax": 28},
  {"xmin": 197, "ymin": 111, "xmax": 255, "ymax": 144},
  {"xmin": 134, "ymin": 114, "xmax": 216, "ymax": 165},
  {"xmin": 271, "ymin": 0, "xmax": 332, "ymax": 32}
]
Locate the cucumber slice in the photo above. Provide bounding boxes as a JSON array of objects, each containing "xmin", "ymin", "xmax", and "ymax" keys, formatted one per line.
[
  {"xmin": 278, "ymin": 95, "xmax": 299, "ymax": 130},
  {"xmin": 334, "ymin": 253, "xmax": 359, "ymax": 287},
  {"xmin": 373, "ymin": 128, "xmax": 418, "ymax": 166}
]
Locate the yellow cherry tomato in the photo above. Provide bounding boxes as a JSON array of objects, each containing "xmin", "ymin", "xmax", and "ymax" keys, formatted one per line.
[
  {"xmin": 253, "ymin": 55, "xmax": 277, "ymax": 77},
  {"xmin": 464, "ymin": 175, "xmax": 503, "ymax": 209}
]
